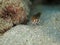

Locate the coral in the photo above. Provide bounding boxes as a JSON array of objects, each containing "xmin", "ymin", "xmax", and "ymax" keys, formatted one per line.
[{"xmin": 0, "ymin": 0, "xmax": 30, "ymax": 34}]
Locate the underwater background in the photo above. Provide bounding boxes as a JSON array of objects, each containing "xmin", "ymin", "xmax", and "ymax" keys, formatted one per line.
[
  {"xmin": 0, "ymin": 0, "xmax": 60, "ymax": 45},
  {"xmin": 0, "ymin": 5, "xmax": 60, "ymax": 45}
]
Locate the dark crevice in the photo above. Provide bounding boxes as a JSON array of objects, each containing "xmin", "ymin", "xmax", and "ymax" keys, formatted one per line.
[{"xmin": 30, "ymin": 0, "xmax": 60, "ymax": 5}]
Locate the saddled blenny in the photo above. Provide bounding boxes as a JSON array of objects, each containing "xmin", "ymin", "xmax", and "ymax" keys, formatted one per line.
[{"xmin": 29, "ymin": 12, "xmax": 41, "ymax": 25}]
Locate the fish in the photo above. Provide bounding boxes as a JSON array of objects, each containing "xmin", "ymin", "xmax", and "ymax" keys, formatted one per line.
[{"xmin": 30, "ymin": 12, "xmax": 41, "ymax": 25}]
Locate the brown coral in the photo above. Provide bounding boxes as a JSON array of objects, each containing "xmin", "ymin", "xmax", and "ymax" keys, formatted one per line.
[
  {"xmin": 0, "ymin": 0, "xmax": 30, "ymax": 34},
  {"xmin": 5, "ymin": 5, "xmax": 27, "ymax": 25},
  {"xmin": 0, "ymin": 4, "xmax": 28, "ymax": 34}
]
